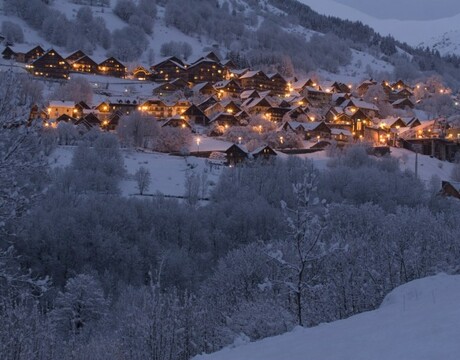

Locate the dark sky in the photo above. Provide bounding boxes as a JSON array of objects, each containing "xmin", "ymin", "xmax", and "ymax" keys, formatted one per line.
[{"xmin": 335, "ymin": 0, "xmax": 460, "ymax": 20}]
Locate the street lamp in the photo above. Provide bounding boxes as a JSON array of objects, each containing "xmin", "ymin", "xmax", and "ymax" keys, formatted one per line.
[
  {"xmin": 238, "ymin": 136, "xmax": 242, "ymax": 144},
  {"xmin": 196, "ymin": 137, "xmax": 201, "ymax": 153},
  {"xmin": 279, "ymin": 136, "xmax": 284, "ymax": 145}
]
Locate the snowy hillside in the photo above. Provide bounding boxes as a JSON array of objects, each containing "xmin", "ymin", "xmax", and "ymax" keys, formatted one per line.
[
  {"xmin": 194, "ymin": 274, "xmax": 460, "ymax": 360},
  {"xmin": 298, "ymin": 0, "xmax": 460, "ymax": 55}
]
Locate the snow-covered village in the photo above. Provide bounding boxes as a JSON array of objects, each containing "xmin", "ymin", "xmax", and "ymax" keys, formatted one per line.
[{"xmin": 1, "ymin": 0, "xmax": 460, "ymax": 359}]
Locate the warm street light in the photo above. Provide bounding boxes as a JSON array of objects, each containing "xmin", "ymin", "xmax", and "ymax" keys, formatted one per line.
[
  {"xmin": 238, "ymin": 136, "xmax": 242, "ymax": 144},
  {"xmin": 279, "ymin": 136, "xmax": 284, "ymax": 145},
  {"xmin": 196, "ymin": 137, "xmax": 201, "ymax": 152}
]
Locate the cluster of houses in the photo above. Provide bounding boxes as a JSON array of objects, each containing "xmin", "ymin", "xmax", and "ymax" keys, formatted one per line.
[
  {"xmin": 7, "ymin": 44, "xmax": 459, "ymax": 161},
  {"xmin": 2, "ymin": 45, "xmax": 126, "ymax": 79}
]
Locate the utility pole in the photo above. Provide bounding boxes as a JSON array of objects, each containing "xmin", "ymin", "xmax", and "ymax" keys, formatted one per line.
[{"xmin": 415, "ymin": 150, "xmax": 418, "ymax": 178}]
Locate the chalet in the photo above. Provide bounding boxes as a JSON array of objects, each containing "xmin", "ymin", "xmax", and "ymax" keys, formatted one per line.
[
  {"xmin": 292, "ymin": 78, "xmax": 317, "ymax": 93},
  {"xmin": 208, "ymin": 112, "xmax": 240, "ymax": 128},
  {"xmin": 303, "ymin": 87, "xmax": 333, "ymax": 106},
  {"xmin": 98, "ymin": 57, "xmax": 126, "ymax": 78},
  {"xmin": 225, "ymin": 144, "xmax": 249, "ymax": 166},
  {"xmin": 56, "ymin": 114, "xmax": 78, "ymax": 124},
  {"xmin": 251, "ymin": 145, "xmax": 277, "ymax": 161},
  {"xmin": 161, "ymin": 116, "xmax": 192, "ymax": 129},
  {"xmin": 343, "ymin": 99, "xmax": 380, "ymax": 118},
  {"xmin": 132, "ymin": 66, "xmax": 151, "ymax": 80},
  {"xmin": 191, "ymin": 82, "xmax": 217, "ymax": 97},
  {"xmin": 285, "ymin": 106, "xmax": 307, "ymax": 121},
  {"xmin": 392, "ymin": 98, "xmax": 415, "ymax": 109},
  {"xmin": 78, "ymin": 113, "xmax": 101, "ymax": 127},
  {"xmin": 150, "ymin": 56, "xmax": 188, "ymax": 82},
  {"xmin": 197, "ymin": 96, "xmax": 219, "ymax": 111},
  {"xmin": 331, "ymin": 128, "xmax": 353, "ymax": 142},
  {"xmin": 267, "ymin": 73, "xmax": 289, "ymax": 96},
  {"xmin": 188, "ymin": 59, "xmax": 225, "ymax": 84},
  {"xmin": 69, "ymin": 55, "xmax": 98, "ymax": 74},
  {"xmin": 235, "ymin": 110, "xmax": 250, "ymax": 124},
  {"xmin": 182, "ymin": 104, "xmax": 210, "ymax": 125},
  {"xmin": 139, "ymin": 99, "xmax": 171, "ymax": 119},
  {"xmin": 239, "ymin": 71, "xmax": 272, "ymax": 91},
  {"xmin": 108, "ymin": 99, "xmax": 138, "ymax": 115},
  {"xmin": 203, "ymin": 102, "xmax": 226, "ymax": 118},
  {"xmin": 356, "ymin": 79, "xmax": 377, "ymax": 97},
  {"xmin": 240, "ymin": 89, "xmax": 261, "ymax": 101},
  {"xmin": 440, "ymin": 181, "xmax": 460, "ymax": 200},
  {"xmin": 30, "ymin": 49, "xmax": 70, "ymax": 79},
  {"xmin": 170, "ymin": 78, "xmax": 190, "ymax": 90},
  {"xmin": 242, "ymin": 97, "xmax": 272, "ymax": 115},
  {"xmin": 403, "ymin": 117, "xmax": 422, "ymax": 128},
  {"xmin": 265, "ymin": 106, "xmax": 291, "ymax": 123},
  {"xmin": 221, "ymin": 100, "xmax": 242, "ymax": 115},
  {"xmin": 152, "ymin": 82, "xmax": 183, "ymax": 97},
  {"xmin": 214, "ymin": 79, "xmax": 242, "ymax": 98},
  {"xmin": 281, "ymin": 121, "xmax": 331, "ymax": 140},
  {"xmin": 378, "ymin": 117, "xmax": 407, "ymax": 130},
  {"xmin": 47, "ymin": 101, "xmax": 78, "ymax": 119},
  {"xmin": 331, "ymin": 82, "xmax": 351, "ymax": 93},
  {"xmin": 2, "ymin": 45, "xmax": 45, "ymax": 63},
  {"xmin": 65, "ymin": 50, "xmax": 87, "ymax": 64}
]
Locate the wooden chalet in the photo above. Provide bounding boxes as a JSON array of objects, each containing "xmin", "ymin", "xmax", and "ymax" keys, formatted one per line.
[
  {"xmin": 56, "ymin": 114, "xmax": 78, "ymax": 124},
  {"xmin": 30, "ymin": 49, "xmax": 70, "ymax": 79},
  {"xmin": 303, "ymin": 87, "xmax": 333, "ymax": 106},
  {"xmin": 98, "ymin": 57, "xmax": 126, "ymax": 78},
  {"xmin": 109, "ymin": 99, "xmax": 138, "ymax": 115},
  {"xmin": 152, "ymin": 82, "xmax": 183, "ymax": 97},
  {"xmin": 197, "ymin": 96, "xmax": 219, "ymax": 112},
  {"xmin": 221, "ymin": 100, "xmax": 242, "ymax": 115},
  {"xmin": 209, "ymin": 112, "xmax": 240, "ymax": 128},
  {"xmin": 182, "ymin": 104, "xmax": 210, "ymax": 125},
  {"xmin": 392, "ymin": 98, "xmax": 415, "ymax": 109},
  {"xmin": 356, "ymin": 79, "xmax": 377, "ymax": 96},
  {"xmin": 225, "ymin": 144, "xmax": 249, "ymax": 165},
  {"xmin": 65, "ymin": 50, "xmax": 87, "ymax": 64},
  {"xmin": 150, "ymin": 56, "xmax": 188, "ymax": 82},
  {"xmin": 281, "ymin": 121, "xmax": 331, "ymax": 140},
  {"xmin": 242, "ymin": 97, "xmax": 272, "ymax": 115},
  {"xmin": 331, "ymin": 82, "xmax": 351, "ymax": 93},
  {"xmin": 188, "ymin": 59, "xmax": 225, "ymax": 84},
  {"xmin": 2, "ymin": 45, "xmax": 45, "ymax": 63},
  {"xmin": 251, "ymin": 145, "xmax": 277, "ymax": 161},
  {"xmin": 140, "ymin": 99, "xmax": 170, "ymax": 119},
  {"xmin": 191, "ymin": 82, "xmax": 217, "ymax": 97},
  {"xmin": 214, "ymin": 79, "xmax": 242, "ymax": 98},
  {"xmin": 69, "ymin": 54, "xmax": 98, "ymax": 74},
  {"xmin": 331, "ymin": 128, "xmax": 353, "ymax": 142},
  {"xmin": 161, "ymin": 116, "xmax": 192, "ymax": 129},
  {"xmin": 265, "ymin": 106, "xmax": 291, "ymax": 123},
  {"xmin": 267, "ymin": 73, "xmax": 289, "ymax": 96},
  {"xmin": 239, "ymin": 71, "xmax": 272, "ymax": 91}
]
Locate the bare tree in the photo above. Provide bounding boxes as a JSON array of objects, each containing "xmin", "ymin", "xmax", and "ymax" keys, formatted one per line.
[{"xmin": 134, "ymin": 166, "xmax": 151, "ymax": 195}]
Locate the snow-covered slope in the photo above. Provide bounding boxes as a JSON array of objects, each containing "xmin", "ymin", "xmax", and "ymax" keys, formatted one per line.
[
  {"xmin": 194, "ymin": 273, "xmax": 460, "ymax": 360},
  {"xmin": 298, "ymin": 0, "xmax": 460, "ymax": 55}
]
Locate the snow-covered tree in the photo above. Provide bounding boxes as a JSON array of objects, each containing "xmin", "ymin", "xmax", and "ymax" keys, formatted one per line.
[
  {"xmin": 134, "ymin": 166, "xmax": 151, "ymax": 195},
  {"xmin": 52, "ymin": 274, "xmax": 108, "ymax": 335}
]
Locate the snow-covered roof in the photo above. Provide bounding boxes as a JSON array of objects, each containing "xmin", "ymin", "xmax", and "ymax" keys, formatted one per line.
[
  {"xmin": 48, "ymin": 100, "xmax": 76, "ymax": 108},
  {"xmin": 5, "ymin": 44, "xmax": 42, "ymax": 53},
  {"xmin": 331, "ymin": 128, "xmax": 352, "ymax": 136}
]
